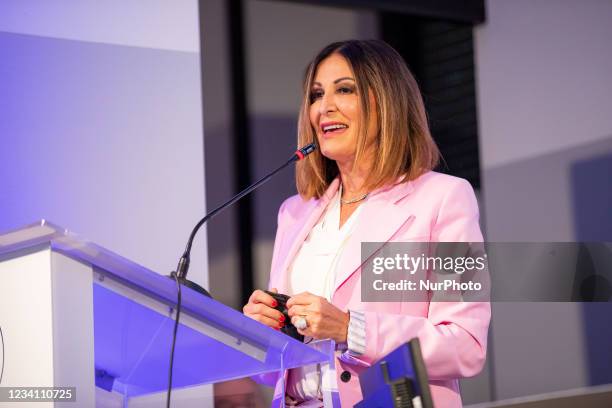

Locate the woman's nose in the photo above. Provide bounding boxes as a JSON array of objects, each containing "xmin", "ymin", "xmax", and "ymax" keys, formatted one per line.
[{"xmin": 319, "ymin": 92, "xmax": 337, "ymax": 114}]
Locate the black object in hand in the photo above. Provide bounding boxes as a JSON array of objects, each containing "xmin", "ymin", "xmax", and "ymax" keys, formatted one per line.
[{"xmin": 264, "ymin": 291, "xmax": 304, "ymax": 342}]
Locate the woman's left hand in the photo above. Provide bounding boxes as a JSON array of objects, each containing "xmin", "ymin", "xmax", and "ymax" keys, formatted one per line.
[{"xmin": 287, "ymin": 292, "xmax": 350, "ymax": 343}]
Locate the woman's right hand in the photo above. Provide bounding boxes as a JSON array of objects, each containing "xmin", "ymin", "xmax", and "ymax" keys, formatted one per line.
[{"xmin": 242, "ymin": 288, "xmax": 285, "ymax": 330}]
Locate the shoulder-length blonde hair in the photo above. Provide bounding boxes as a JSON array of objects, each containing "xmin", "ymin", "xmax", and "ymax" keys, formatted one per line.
[{"xmin": 296, "ymin": 39, "xmax": 440, "ymax": 199}]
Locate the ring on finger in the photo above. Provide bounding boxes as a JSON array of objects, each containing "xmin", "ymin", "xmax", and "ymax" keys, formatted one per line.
[{"xmin": 294, "ymin": 315, "xmax": 308, "ymax": 330}]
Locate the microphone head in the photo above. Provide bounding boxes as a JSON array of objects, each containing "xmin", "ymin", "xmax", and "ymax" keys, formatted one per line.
[{"xmin": 294, "ymin": 143, "xmax": 316, "ymax": 160}]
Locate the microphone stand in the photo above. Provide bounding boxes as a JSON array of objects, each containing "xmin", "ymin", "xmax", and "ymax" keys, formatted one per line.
[{"xmin": 165, "ymin": 143, "xmax": 315, "ymax": 407}]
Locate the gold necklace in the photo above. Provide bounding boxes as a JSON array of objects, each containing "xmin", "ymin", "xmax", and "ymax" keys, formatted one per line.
[{"xmin": 340, "ymin": 192, "xmax": 369, "ymax": 205}]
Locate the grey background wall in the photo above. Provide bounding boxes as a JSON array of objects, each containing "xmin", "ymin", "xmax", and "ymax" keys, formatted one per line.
[{"xmin": 475, "ymin": 0, "xmax": 612, "ymax": 401}]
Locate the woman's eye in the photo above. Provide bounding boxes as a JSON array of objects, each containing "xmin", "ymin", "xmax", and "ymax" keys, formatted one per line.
[
  {"xmin": 310, "ymin": 89, "xmax": 323, "ymax": 102},
  {"xmin": 337, "ymin": 86, "xmax": 355, "ymax": 95}
]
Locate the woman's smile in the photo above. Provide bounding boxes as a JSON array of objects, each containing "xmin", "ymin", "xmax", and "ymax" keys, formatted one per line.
[{"xmin": 320, "ymin": 121, "xmax": 349, "ymax": 138}]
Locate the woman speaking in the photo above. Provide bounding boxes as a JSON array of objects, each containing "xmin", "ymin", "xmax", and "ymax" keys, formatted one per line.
[{"xmin": 243, "ymin": 40, "xmax": 490, "ymax": 407}]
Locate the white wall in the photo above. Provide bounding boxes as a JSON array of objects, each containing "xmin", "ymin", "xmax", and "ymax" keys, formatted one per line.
[
  {"xmin": 0, "ymin": 0, "xmax": 199, "ymax": 52},
  {"xmin": 476, "ymin": 0, "xmax": 612, "ymax": 169},
  {"xmin": 0, "ymin": 2, "xmax": 211, "ymax": 404},
  {"xmin": 0, "ymin": 0, "xmax": 207, "ymax": 284}
]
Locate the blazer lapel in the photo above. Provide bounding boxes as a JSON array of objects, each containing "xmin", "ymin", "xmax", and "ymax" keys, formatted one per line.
[
  {"xmin": 274, "ymin": 179, "xmax": 341, "ymax": 293},
  {"xmin": 332, "ymin": 181, "xmax": 416, "ymax": 295}
]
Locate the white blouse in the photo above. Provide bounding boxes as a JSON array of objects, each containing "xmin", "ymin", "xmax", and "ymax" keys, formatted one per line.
[
  {"xmin": 288, "ymin": 187, "xmax": 362, "ymax": 300},
  {"xmin": 286, "ymin": 187, "xmax": 367, "ymax": 402}
]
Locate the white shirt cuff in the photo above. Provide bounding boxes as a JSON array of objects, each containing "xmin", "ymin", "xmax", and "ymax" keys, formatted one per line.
[{"xmin": 346, "ymin": 309, "xmax": 366, "ymax": 356}]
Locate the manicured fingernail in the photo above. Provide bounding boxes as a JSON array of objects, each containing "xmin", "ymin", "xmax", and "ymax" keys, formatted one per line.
[
  {"xmin": 279, "ymin": 315, "xmax": 285, "ymax": 322},
  {"xmin": 272, "ymin": 300, "xmax": 278, "ymax": 307}
]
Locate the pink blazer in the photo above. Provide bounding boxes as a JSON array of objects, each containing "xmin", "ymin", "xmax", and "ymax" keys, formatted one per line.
[{"xmin": 268, "ymin": 171, "xmax": 490, "ymax": 407}]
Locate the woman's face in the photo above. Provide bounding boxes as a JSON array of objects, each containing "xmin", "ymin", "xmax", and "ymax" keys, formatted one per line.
[{"xmin": 309, "ymin": 53, "xmax": 378, "ymax": 166}]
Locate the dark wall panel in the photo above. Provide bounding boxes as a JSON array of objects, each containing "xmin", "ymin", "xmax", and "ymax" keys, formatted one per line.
[{"xmin": 382, "ymin": 15, "xmax": 481, "ymax": 188}]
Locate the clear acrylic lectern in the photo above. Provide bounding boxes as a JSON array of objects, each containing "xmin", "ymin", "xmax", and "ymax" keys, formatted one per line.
[{"xmin": 0, "ymin": 221, "xmax": 335, "ymax": 407}]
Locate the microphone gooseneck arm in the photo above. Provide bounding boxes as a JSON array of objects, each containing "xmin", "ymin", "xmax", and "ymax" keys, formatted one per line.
[
  {"xmin": 175, "ymin": 143, "xmax": 315, "ymax": 282},
  {"xmin": 166, "ymin": 143, "xmax": 314, "ymax": 407}
]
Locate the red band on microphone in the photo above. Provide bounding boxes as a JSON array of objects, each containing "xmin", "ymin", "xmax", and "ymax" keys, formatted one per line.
[{"xmin": 295, "ymin": 150, "xmax": 305, "ymax": 160}]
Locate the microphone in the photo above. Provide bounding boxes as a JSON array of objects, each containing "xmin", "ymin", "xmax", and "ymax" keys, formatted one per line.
[{"xmin": 170, "ymin": 143, "xmax": 316, "ymax": 296}]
